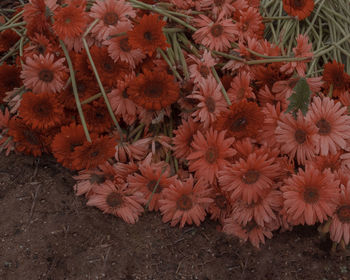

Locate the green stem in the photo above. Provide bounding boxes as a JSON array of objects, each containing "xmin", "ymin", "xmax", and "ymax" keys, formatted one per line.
[
  {"xmin": 246, "ymin": 56, "xmax": 311, "ymax": 65},
  {"xmin": 173, "ymin": 34, "xmax": 189, "ymax": 80},
  {"xmin": 158, "ymin": 48, "xmax": 182, "ymax": 81},
  {"xmin": 81, "ymin": 92, "xmax": 103, "ymax": 105},
  {"xmin": 212, "ymin": 50, "xmax": 245, "ymax": 62},
  {"xmin": 305, "ymin": 0, "xmax": 325, "ymax": 36},
  {"xmin": 82, "ymin": 37, "xmax": 124, "ymax": 139},
  {"xmin": 211, "ymin": 66, "xmax": 231, "ymax": 106},
  {"xmin": 128, "ymin": 0, "xmax": 197, "ymax": 32},
  {"xmin": 59, "ymin": 40, "xmax": 91, "ymax": 142},
  {"xmin": 0, "ymin": 21, "xmax": 26, "ymax": 31}
]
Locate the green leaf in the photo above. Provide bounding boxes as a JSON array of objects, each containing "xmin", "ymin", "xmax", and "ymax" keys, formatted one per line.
[{"xmin": 285, "ymin": 77, "xmax": 311, "ymax": 118}]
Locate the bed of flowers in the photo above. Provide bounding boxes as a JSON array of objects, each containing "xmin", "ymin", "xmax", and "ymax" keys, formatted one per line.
[{"xmin": 1, "ymin": 0, "xmax": 350, "ymax": 250}]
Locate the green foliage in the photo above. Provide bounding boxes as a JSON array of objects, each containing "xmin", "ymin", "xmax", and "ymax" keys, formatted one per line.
[{"xmin": 286, "ymin": 78, "xmax": 311, "ymax": 117}]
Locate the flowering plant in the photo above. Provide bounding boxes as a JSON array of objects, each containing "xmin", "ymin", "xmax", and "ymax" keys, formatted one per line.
[{"xmin": 1, "ymin": 0, "xmax": 350, "ymax": 250}]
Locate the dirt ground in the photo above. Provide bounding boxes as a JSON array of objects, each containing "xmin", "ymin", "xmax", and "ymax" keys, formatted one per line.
[{"xmin": 0, "ymin": 153, "xmax": 349, "ymax": 280}]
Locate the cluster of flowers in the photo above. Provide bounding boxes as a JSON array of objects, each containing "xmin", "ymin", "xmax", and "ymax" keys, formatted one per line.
[{"xmin": 1, "ymin": 0, "xmax": 350, "ymax": 249}]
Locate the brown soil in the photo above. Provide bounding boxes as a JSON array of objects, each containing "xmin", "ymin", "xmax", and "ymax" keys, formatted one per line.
[{"xmin": 0, "ymin": 153, "xmax": 349, "ymax": 280}]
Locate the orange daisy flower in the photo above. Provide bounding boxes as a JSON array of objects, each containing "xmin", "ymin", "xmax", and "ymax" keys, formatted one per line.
[
  {"xmin": 283, "ymin": 0, "xmax": 315, "ymax": 20},
  {"xmin": 234, "ymin": 7, "xmax": 264, "ymax": 41},
  {"xmin": 127, "ymin": 69, "xmax": 179, "ymax": 111},
  {"xmin": 173, "ymin": 117, "xmax": 201, "ymax": 159},
  {"xmin": 280, "ymin": 34, "xmax": 313, "ymax": 76},
  {"xmin": 307, "ymin": 151, "xmax": 343, "ymax": 174},
  {"xmin": 0, "ymin": 29, "xmax": 20, "ymax": 53},
  {"xmin": 21, "ymin": 53, "xmax": 67, "ymax": 94},
  {"xmin": 53, "ymin": 3, "xmax": 88, "ymax": 40},
  {"xmin": 187, "ymin": 128, "xmax": 236, "ymax": 184},
  {"xmin": 275, "ymin": 111, "xmax": 317, "ymax": 165},
  {"xmin": 189, "ymin": 76, "xmax": 228, "ymax": 128},
  {"xmin": 322, "ymin": 60, "xmax": 350, "ymax": 97},
  {"xmin": 219, "ymin": 152, "xmax": 280, "ymax": 204},
  {"xmin": 83, "ymin": 100, "xmax": 113, "ymax": 134},
  {"xmin": 208, "ymin": 189, "xmax": 231, "ymax": 223},
  {"xmin": 23, "ymin": 0, "xmax": 57, "ymax": 38},
  {"xmin": 89, "ymin": 45, "xmax": 129, "ymax": 89},
  {"xmin": 281, "ymin": 166, "xmax": 340, "ymax": 225},
  {"xmin": 216, "ymin": 100, "xmax": 264, "ymax": 140},
  {"xmin": 8, "ymin": 117, "xmax": 44, "ymax": 157},
  {"xmin": 159, "ymin": 176, "xmax": 213, "ymax": 228},
  {"xmin": 51, "ymin": 123, "xmax": 86, "ymax": 170},
  {"xmin": 231, "ymin": 189, "xmax": 283, "ymax": 227},
  {"xmin": 227, "ymin": 71, "xmax": 255, "ymax": 103},
  {"xmin": 71, "ymin": 134, "xmax": 116, "ymax": 170},
  {"xmin": 105, "ymin": 22, "xmax": 146, "ymax": 69},
  {"xmin": 19, "ymin": 92, "xmax": 64, "ymax": 130},
  {"xmin": 0, "ymin": 64, "xmax": 21, "ymax": 104},
  {"xmin": 128, "ymin": 161, "xmax": 177, "ymax": 211},
  {"xmin": 192, "ymin": 13, "xmax": 237, "ymax": 51},
  {"xmin": 306, "ymin": 97, "xmax": 350, "ymax": 155},
  {"xmin": 260, "ymin": 103, "xmax": 283, "ymax": 148},
  {"xmin": 128, "ymin": 14, "xmax": 169, "ymax": 56},
  {"xmin": 188, "ymin": 50, "xmax": 216, "ymax": 84},
  {"xmin": 200, "ymin": 0, "xmax": 235, "ymax": 17},
  {"xmin": 330, "ymin": 183, "xmax": 350, "ymax": 245},
  {"xmin": 87, "ymin": 180, "xmax": 145, "ymax": 224},
  {"xmin": 90, "ymin": 0, "xmax": 136, "ymax": 41},
  {"xmin": 108, "ymin": 74, "xmax": 139, "ymax": 125},
  {"xmin": 23, "ymin": 33, "xmax": 56, "ymax": 58},
  {"xmin": 222, "ymin": 218, "xmax": 275, "ymax": 248}
]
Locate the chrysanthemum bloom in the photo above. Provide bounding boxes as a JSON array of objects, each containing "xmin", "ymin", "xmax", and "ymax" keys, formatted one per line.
[
  {"xmin": 322, "ymin": 60, "xmax": 350, "ymax": 97},
  {"xmin": 51, "ymin": 123, "xmax": 86, "ymax": 170},
  {"xmin": 0, "ymin": 29, "xmax": 20, "ymax": 53},
  {"xmin": 89, "ymin": 46, "xmax": 129, "ymax": 89},
  {"xmin": 219, "ymin": 152, "xmax": 280, "ymax": 204},
  {"xmin": 128, "ymin": 161, "xmax": 177, "ymax": 211},
  {"xmin": 71, "ymin": 134, "xmax": 116, "ymax": 170},
  {"xmin": 19, "ymin": 92, "xmax": 63, "ymax": 130},
  {"xmin": 105, "ymin": 22, "xmax": 145, "ymax": 69},
  {"xmin": 114, "ymin": 137, "xmax": 151, "ymax": 163},
  {"xmin": 272, "ymin": 76, "xmax": 323, "ymax": 100},
  {"xmin": 21, "ymin": 54, "xmax": 67, "ymax": 94},
  {"xmin": 222, "ymin": 218, "xmax": 274, "ymax": 248},
  {"xmin": 8, "ymin": 118, "xmax": 44, "ymax": 157},
  {"xmin": 187, "ymin": 129, "xmax": 235, "ymax": 184},
  {"xmin": 189, "ymin": 77, "xmax": 228, "ymax": 128},
  {"xmin": 283, "ymin": 0, "xmax": 314, "ymax": 20},
  {"xmin": 159, "ymin": 176, "xmax": 213, "ymax": 228},
  {"xmin": 109, "ymin": 74, "xmax": 138, "ymax": 125},
  {"xmin": 87, "ymin": 180, "xmax": 145, "ymax": 224},
  {"xmin": 275, "ymin": 111, "xmax": 317, "ymax": 165},
  {"xmin": 192, "ymin": 13, "xmax": 237, "ymax": 51},
  {"xmin": 127, "ymin": 69, "xmax": 179, "ymax": 111},
  {"xmin": 216, "ymin": 100, "xmax": 264, "ymax": 140},
  {"xmin": 188, "ymin": 50, "xmax": 216, "ymax": 84},
  {"xmin": 280, "ymin": 34, "xmax": 313, "ymax": 76},
  {"xmin": 227, "ymin": 71, "xmax": 255, "ymax": 103},
  {"xmin": 53, "ymin": 3, "xmax": 88, "ymax": 40},
  {"xmin": 330, "ymin": 183, "xmax": 350, "ymax": 245},
  {"xmin": 90, "ymin": 0, "xmax": 136, "ymax": 41},
  {"xmin": 234, "ymin": 7, "xmax": 264, "ymax": 40},
  {"xmin": 128, "ymin": 14, "xmax": 168, "ymax": 56},
  {"xmin": 306, "ymin": 97, "xmax": 350, "ymax": 155},
  {"xmin": 281, "ymin": 166, "xmax": 340, "ymax": 225},
  {"xmin": 0, "ymin": 64, "xmax": 21, "ymax": 104},
  {"xmin": 231, "ymin": 189, "xmax": 283, "ymax": 227},
  {"xmin": 173, "ymin": 118, "xmax": 201, "ymax": 159}
]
